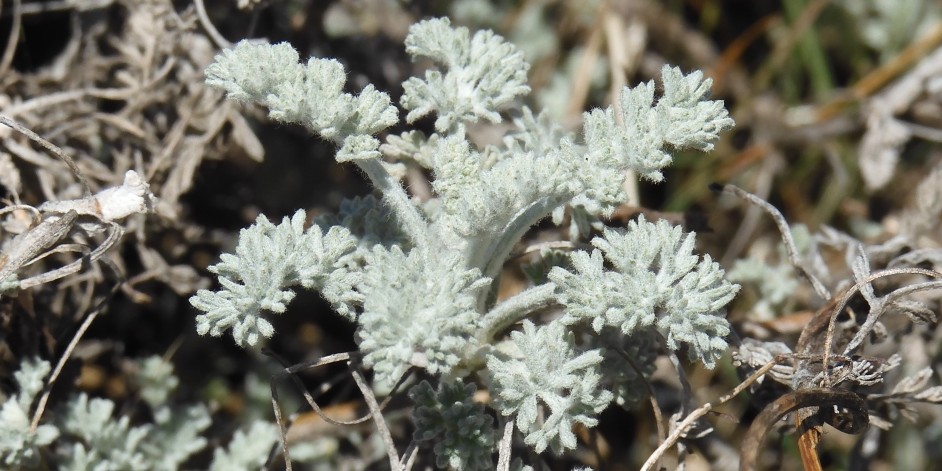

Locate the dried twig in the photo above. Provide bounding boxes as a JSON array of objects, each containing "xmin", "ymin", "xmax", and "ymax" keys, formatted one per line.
[
  {"xmin": 269, "ymin": 352, "xmax": 351, "ymax": 471},
  {"xmin": 778, "ymin": 266, "xmax": 942, "ymax": 469},
  {"xmin": 267, "ymin": 350, "xmax": 412, "ymax": 470},
  {"xmin": 640, "ymin": 356, "xmax": 790, "ymax": 471},
  {"xmin": 270, "ymin": 352, "xmax": 410, "ymax": 427},
  {"xmin": 0, "ymin": 0, "xmax": 21, "ymax": 77},
  {"xmin": 712, "ymin": 183, "xmax": 830, "ymax": 300},
  {"xmin": 17, "ymin": 223, "xmax": 124, "ymax": 290},
  {"xmin": 350, "ymin": 364, "xmax": 401, "ymax": 471},
  {"xmin": 496, "ymin": 421, "xmax": 515, "ymax": 471},
  {"xmin": 822, "ymin": 267, "xmax": 942, "ymax": 381},
  {"xmin": 719, "ymin": 150, "xmax": 780, "ymax": 267},
  {"xmin": 0, "ymin": 114, "xmax": 91, "ymax": 195},
  {"xmin": 399, "ymin": 441, "xmax": 419, "ymax": 471},
  {"xmin": 29, "ymin": 259, "xmax": 123, "ymax": 433},
  {"xmin": 194, "ymin": 0, "xmax": 231, "ymax": 49},
  {"xmin": 0, "ymin": 210, "xmax": 77, "ymax": 285},
  {"xmin": 614, "ymin": 346, "xmax": 666, "ymax": 458}
]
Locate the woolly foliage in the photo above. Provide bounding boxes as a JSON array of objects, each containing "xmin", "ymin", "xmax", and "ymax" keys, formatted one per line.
[
  {"xmin": 550, "ymin": 216, "xmax": 739, "ymax": 368},
  {"xmin": 487, "ymin": 321, "xmax": 612, "ymax": 453},
  {"xmin": 410, "ymin": 380, "xmax": 495, "ymax": 470},
  {"xmin": 357, "ymin": 247, "xmax": 490, "ymax": 389},
  {"xmin": 402, "ymin": 17, "xmax": 530, "ymax": 132},
  {"xmin": 191, "ymin": 210, "xmax": 360, "ymax": 347},
  {"xmin": 0, "ymin": 358, "xmax": 59, "ymax": 468}
]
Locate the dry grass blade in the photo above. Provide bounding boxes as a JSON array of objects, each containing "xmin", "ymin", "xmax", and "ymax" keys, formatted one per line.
[{"xmin": 0, "ymin": 114, "xmax": 90, "ymax": 195}]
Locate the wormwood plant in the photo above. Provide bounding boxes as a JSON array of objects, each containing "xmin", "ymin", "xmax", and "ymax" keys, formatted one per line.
[
  {"xmin": 1, "ymin": 354, "xmax": 278, "ymax": 470},
  {"xmin": 190, "ymin": 16, "xmax": 737, "ymax": 469}
]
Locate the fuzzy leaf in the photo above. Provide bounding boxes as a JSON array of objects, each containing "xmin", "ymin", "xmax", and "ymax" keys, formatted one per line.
[
  {"xmin": 206, "ymin": 40, "xmax": 397, "ymax": 145},
  {"xmin": 191, "ymin": 210, "xmax": 360, "ymax": 347},
  {"xmin": 410, "ymin": 380, "xmax": 495, "ymax": 470},
  {"xmin": 356, "ymin": 247, "xmax": 490, "ymax": 390},
  {"xmin": 205, "ymin": 41, "xmax": 301, "ymax": 103},
  {"xmin": 58, "ymin": 394, "xmax": 151, "ymax": 471},
  {"xmin": 209, "ymin": 421, "xmax": 279, "ymax": 471},
  {"xmin": 550, "ymin": 216, "xmax": 739, "ymax": 368},
  {"xmin": 0, "ymin": 358, "xmax": 58, "ymax": 468},
  {"xmin": 487, "ymin": 321, "xmax": 613, "ymax": 453},
  {"xmin": 582, "ymin": 65, "xmax": 733, "ymax": 184},
  {"xmin": 402, "ymin": 18, "xmax": 530, "ymax": 132}
]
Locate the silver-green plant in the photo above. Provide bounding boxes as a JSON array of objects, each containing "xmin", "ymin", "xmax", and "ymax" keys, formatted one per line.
[
  {"xmin": 0, "ymin": 356, "xmax": 277, "ymax": 470},
  {"xmin": 192, "ymin": 16, "xmax": 738, "ymax": 467},
  {"xmin": 0, "ymin": 358, "xmax": 59, "ymax": 468}
]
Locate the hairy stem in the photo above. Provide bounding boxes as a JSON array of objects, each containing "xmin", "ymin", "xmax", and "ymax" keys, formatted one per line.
[
  {"xmin": 479, "ymin": 283, "xmax": 558, "ymax": 341},
  {"xmin": 472, "ymin": 196, "xmax": 563, "ymax": 281},
  {"xmin": 355, "ymin": 158, "xmax": 430, "ymax": 249}
]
